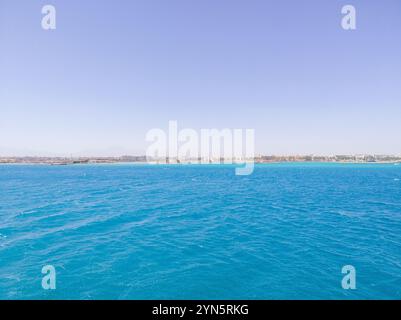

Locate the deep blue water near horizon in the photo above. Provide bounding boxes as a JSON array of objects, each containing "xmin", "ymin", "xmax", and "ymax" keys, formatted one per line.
[{"xmin": 0, "ymin": 163, "xmax": 400, "ymax": 300}]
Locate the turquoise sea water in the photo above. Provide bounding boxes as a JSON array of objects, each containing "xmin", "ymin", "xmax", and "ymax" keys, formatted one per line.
[{"xmin": 0, "ymin": 163, "xmax": 400, "ymax": 300}]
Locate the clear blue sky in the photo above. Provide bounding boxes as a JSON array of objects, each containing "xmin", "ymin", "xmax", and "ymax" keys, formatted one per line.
[{"xmin": 1, "ymin": 0, "xmax": 401, "ymax": 156}]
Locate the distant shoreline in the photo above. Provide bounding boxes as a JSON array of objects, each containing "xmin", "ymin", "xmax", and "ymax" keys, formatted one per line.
[
  {"xmin": 1, "ymin": 157, "xmax": 400, "ymax": 166},
  {"xmin": 1, "ymin": 163, "xmax": 400, "ymax": 166}
]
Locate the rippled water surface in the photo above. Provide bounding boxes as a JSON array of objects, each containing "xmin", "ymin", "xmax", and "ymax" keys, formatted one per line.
[{"xmin": 0, "ymin": 163, "xmax": 400, "ymax": 299}]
